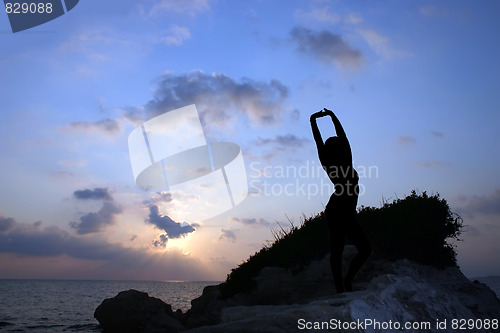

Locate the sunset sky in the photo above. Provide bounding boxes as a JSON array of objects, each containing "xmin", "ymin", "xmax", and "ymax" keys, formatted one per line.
[{"xmin": 1, "ymin": 0, "xmax": 499, "ymax": 281}]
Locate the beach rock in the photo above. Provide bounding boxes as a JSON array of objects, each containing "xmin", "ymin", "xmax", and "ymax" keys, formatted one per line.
[
  {"xmin": 184, "ymin": 250, "xmax": 500, "ymax": 332},
  {"xmin": 94, "ymin": 289, "xmax": 185, "ymax": 332},
  {"xmin": 94, "ymin": 247, "xmax": 500, "ymax": 332},
  {"xmin": 185, "ymin": 285, "xmax": 226, "ymax": 328}
]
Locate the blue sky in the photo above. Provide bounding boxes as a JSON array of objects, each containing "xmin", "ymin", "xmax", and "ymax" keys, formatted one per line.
[{"xmin": 1, "ymin": 0, "xmax": 499, "ymax": 280}]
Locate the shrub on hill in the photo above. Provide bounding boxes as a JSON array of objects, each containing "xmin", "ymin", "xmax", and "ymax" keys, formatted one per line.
[{"xmin": 220, "ymin": 190, "xmax": 463, "ymax": 298}]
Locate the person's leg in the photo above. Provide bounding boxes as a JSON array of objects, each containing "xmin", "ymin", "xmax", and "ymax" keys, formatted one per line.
[
  {"xmin": 326, "ymin": 210, "xmax": 346, "ymax": 293},
  {"xmin": 344, "ymin": 216, "xmax": 371, "ymax": 291}
]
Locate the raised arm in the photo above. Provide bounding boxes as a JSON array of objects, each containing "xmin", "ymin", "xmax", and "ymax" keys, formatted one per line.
[
  {"xmin": 324, "ymin": 108, "xmax": 353, "ymax": 163},
  {"xmin": 310, "ymin": 110, "xmax": 325, "ymax": 150},
  {"xmin": 324, "ymin": 108, "xmax": 347, "ymax": 140}
]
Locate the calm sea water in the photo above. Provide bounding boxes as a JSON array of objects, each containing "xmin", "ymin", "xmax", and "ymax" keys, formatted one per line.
[
  {"xmin": 475, "ymin": 276, "xmax": 500, "ymax": 300},
  {"xmin": 0, "ymin": 279, "xmax": 220, "ymax": 332}
]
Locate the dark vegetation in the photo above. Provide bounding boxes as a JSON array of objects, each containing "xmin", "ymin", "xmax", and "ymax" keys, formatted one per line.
[{"xmin": 220, "ymin": 190, "xmax": 464, "ymax": 299}]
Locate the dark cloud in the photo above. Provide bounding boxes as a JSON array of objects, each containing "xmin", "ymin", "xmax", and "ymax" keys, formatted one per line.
[
  {"xmin": 70, "ymin": 187, "xmax": 122, "ymax": 234},
  {"xmin": 73, "ymin": 188, "xmax": 112, "ymax": 201},
  {"xmin": 0, "ymin": 217, "xmax": 15, "ymax": 234},
  {"xmin": 142, "ymin": 192, "xmax": 174, "ymax": 206},
  {"xmin": 290, "ymin": 26, "xmax": 363, "ymax": 67},
  {"xmin": 398, "ymin": 136, "xmax": 416, "ymax": 144},
  {"xmin": 70, "ymin": 201, "xmax": 123, "ymax": 235},
  {"xmin": 456, "ymin": 189, "xmax": 500, "ymax": 218},
  {"xmin": 146, "ymin": 205, "xmax": 196, "ymax": 239},
  {"xmin": 229, "ymin": 217, "xmax": 271, "ymax": 228},
  {"xmin": 247, "ymin": 134, "xmax": 310, "ymax": 162},
  {"xmin": 152, "ymin": 234, "xmax": 169, "ymax": 248},
  {"xmin": 255, "ymin": 134, "xmax": 309, "ymax": 148},
  {"xmin": 219, "ymin": 229, "xmax": 236, "ymax": 243},
  {"xmin": 124, "ymin": 71, "xmax": 289, "ymax": 127},
  {"xmin": 0, "ymin": 218, "xmax": 208, "ymax": 280},
  {"xmin": 67, "ymin": 118, "xmax": 121, "ymax": 135},
  {"xmin": 155, "ymin": 192, "xmax": 173, "ymax": 203},
  {"xmin": 431, "ymin": 130, "xmax": 444, "ymax": 138}
]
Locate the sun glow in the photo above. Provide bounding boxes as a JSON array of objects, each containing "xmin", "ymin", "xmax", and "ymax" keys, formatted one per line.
[{"xmin": 162, "ymin": 233, "xmax": 194, "ymax": 254}]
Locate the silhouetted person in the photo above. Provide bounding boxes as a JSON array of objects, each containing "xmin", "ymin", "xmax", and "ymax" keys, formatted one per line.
[{"xmin": 310, "ymin": 108, "xmax": 371, "ymax": 293}]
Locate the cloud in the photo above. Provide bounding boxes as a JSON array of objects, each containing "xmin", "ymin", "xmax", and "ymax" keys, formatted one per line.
[
  {"xmin": 290, "ymin": 26, "xmax": 363, "ymax": 67},
  {"xmin": 69, "ymin": 187, "xmax": 122, "ymax": 234},
  {"xmin": 456, "ymin": 189, "xmax": 500, "ymax": 218},
  {"xmin": 0, "ymin": 217, "xmax": 209, "ymax": 280},
  {"xmin": 73, "ymin": 188, "xmax": 112, "ymax": 201},
  {"xmin": 219, "ymin": 229, "xmax": 236, "ymax": 243},
  {"xmin": 0, "ymin": 217, "xmax": 15, "ymax": 234},
  {"xmin": 161, "ymin": 25, "xmax": 191, "ymax": 46},
  {"xmin": 67, "ymin": 118, "xmax": 121, "ymax": 135},
  {"xmin": 345, "ymin": 13, "xmax": 363, "ymax": 25},
  {"xmin": 70, "ymin": 201, "xmax": 123, "ymax": 235},
  {"xmin": 50, "ymin": 171, "xmax": 76, "ymax": 180},
  {"xmin": 255, "ymin": 134, "xmax": 309, "ymax": 148},
  {"xmin": 295, "ymin": 6, "xmax": 342, "ymax": 25},
  {"xmin": 147, "ymin": 0, "xmax": 211, "ymax": 17},
  {"xmin": 152, "ymin": 233, "xmax": 169, "ymax": 248},
  {"xmin": 125, "ymin": 71, "xmax": 289, "ymax": 127},
  {"xmin": 420, "ymin": 5, "xmax": 447, "ymax": 18},
  {"xmin": 229, "ymin": 217, "xmax": 271, "ymax": 228},
  {"xmin": 295, "ymin": 7, "xmax": 362, "ymax": 25},
  {"xmin": 58, "ymin": 29, "xmax": 131, "ymax": 55},
  {"xmin": 431, "ymin": 130, "xmax": 444, "ymax": 138},
  {"xmin": 146, "ymin": 205, "xmax": 196, "ymax": 239},
  {"xmin": 142, "ymin": 191, "xmax": 174, "ymax": 206},
  {"xmin": 248, "ymin": 134, "xmax": 311, "ymax": 162},
  {"xmin": 398, "ymin": 136, "xmax": 416, "ymax": 144},
  {"xmin": 358, "ymin": 29, "xmax": 409, "ymax": 60}
]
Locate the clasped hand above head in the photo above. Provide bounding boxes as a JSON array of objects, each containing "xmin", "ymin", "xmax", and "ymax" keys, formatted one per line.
[{"xmin": 310, "ymin": 108, "xmax": 334, "ymax": 121}]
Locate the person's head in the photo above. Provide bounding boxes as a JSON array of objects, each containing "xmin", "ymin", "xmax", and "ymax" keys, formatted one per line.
[
  {"xmin": 325, "ymin": 136, "xmax": 341, "ymax": 152},
  {"xmin": 325, "ymin": 136, "xmax": 350, "ymax": 165}
]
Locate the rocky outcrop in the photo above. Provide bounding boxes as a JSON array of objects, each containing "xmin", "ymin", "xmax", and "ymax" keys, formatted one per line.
[
  {"xmin": 95, "ymin": 247, "xmax": 500, "ymax": 332},
  {"xmin": 94, "ymin": 289, "xmax": 185, "ymax": 332},
  {"xmin": 184, "ymin": 246, "xmax": 500, "ymax": 332},
  {"xmin": 186, "ymin": 260, "xmax": 499, "ymax": 332}
]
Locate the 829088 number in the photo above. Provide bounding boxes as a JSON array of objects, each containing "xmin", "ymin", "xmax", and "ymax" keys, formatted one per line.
[
  {"xmin": 5, "ymin": 2, "xmax": 53, "ymax": 14},
  {"xmin": 451, "ymin": 319, "xmax": 498, "ymax": 330}
]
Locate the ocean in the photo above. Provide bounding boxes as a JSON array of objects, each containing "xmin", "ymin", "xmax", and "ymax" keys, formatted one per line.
[
  {"xmin": 474, "ymin": 276, "xmax": 500, "ymax": 301},
  {"xmin": 0, "ymin": 279, "xmax": 220, "ymax": 332},
  {"xmin": 0, "ymin": 278, "xmax": 498, "ymax": 332}
]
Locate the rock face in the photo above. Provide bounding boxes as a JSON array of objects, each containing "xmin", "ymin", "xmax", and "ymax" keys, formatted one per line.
[
  {"xmin": 95, "ymin": 247, "xmax": 500, "ymax": 333},
  {"xmin": 185, "ymin": 247, "xmax": 500, "ymax": 332},
  {"xmin": 94, "ymin": 289, "xmax": 185, "ymax": 332}
]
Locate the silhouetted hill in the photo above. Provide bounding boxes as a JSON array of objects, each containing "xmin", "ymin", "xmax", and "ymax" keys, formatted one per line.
[{"xmin": 220, "ymin": 190, "xmax": 463, "ymax": 298}]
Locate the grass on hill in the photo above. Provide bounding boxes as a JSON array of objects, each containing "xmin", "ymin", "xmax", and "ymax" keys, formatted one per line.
[{"xmin": 219, "ymin": 190, "xmax": 464, "ymax": 299}]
